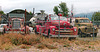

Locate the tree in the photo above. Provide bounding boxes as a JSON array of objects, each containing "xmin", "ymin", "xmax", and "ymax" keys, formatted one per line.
[
  {"xmin": 29, "ymin": 11, "xmax": 33, "ymax": 15},
  {"xmin": 0, "ymin": 11, "xmax": 4, "ymax": 14},
  {"xmin": 53, "ymin": 6, "xmax": 59, "ymax": 15},
  {"xmin": 91, "ymin": 12, "xmax": 100, "ymax": 27},
  {"xmin": 53, "ymin": 2, "xmax": 68, "ymax": 17},
  {"xmin": 91, "ymin": 12, "xmax": 100, "ymax": 21},
  {"xmin": 59, "ymin": 2, "xmax": 68, "ymax": 16}
]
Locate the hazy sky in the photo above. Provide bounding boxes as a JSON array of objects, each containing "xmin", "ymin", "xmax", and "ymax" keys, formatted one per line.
[{"xmin": 0, "ymin": 0, "xmax": 100, "ymax": 14}]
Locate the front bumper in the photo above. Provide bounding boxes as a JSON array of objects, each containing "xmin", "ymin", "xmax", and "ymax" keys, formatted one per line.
[
  {"xmin": 83, "ymin": 28, "xmax": 98, "ymax": 33},
  {"xmin": 55, "ymin": 29, "xmax": 74, "ymax": 35},
  {"xmin": 49, "ymin": 33, "xmax": 78, "ymax": 37},
  {"xmin": 5, "ymin": 31, "xmax": 24, "ymax": 33}
]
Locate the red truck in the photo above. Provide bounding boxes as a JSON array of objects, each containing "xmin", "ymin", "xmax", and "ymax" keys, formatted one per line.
[
  {"xmin": 4, "ymin": 13, "xmax": 29, "ymax": 33},
  {"xmin": 35, "ymin": 14, "xmax": 78, "ymax": 38}
]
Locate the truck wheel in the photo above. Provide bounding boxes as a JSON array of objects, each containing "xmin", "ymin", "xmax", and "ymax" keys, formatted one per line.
[
  {"xmin": 35, "ymin": 28, "xmax": 38, "ymax": 34},
  {"xmin": 47, "ymin": 29, "xmax": 50, "ymax": 38},
  {"xmin": 78, "ymin": 30, "xmax": 82, "ymax": 37},
  {"xmin": 78, "ymin": 30, "xmax": 86, "ymax": 37},
  {"xmin": 69, "ymin": 37, "xmax": 76, "ymax": 41},
  {"xmin": 93, "ymin": 33, "xmax": 97, "ymax": 37},
  {"xmin": 3, "ymin": 28, "xmax": 5, "ymax": 33}
]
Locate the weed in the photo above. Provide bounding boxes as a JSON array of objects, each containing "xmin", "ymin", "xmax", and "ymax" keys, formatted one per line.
[
  {"xmin": 20, "ymin": 44, "xmax": 31, "ymax": 49},
  {"xmin": 63, "ymin": 44, "xmax": 71, "ymax": 47},
  {"xmin": 88, "ymin": 46, "xmax": 91, "ymax": 48},
  {"xmin": 36, "ymin": 44, "xmax": 45, "ymax": 49}
]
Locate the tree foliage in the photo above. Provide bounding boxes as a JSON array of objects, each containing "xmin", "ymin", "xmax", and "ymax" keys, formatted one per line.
[
  {"xmin": 53, "ymin": 6, "xmax": 59, "ymax": 15},
  {"xmin": 53, "ymin": 2, "xmax": 68, "ymax": 16},
  {"xmin": 29, "ymin": 11, "xmax": 33, "ymax": 15},
  {"xmin": 0, "ymin": 11, "xmax": 4, "ymax": 14},
  {"xmin": 91, "ymin": 12, "xmax": 100, "ymax": 21},
  {"xmin": 59, "ymin": 2, "xmax": 68, "ymax": 16}
]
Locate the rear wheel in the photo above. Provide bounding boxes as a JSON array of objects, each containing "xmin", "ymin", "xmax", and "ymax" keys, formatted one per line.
[
  {"xmin": 3, "ymin": 28, "xmax": 5, "ymax": 33},
  {"xmin": 47, "ymin": 29, "xmax": 50, "ymax": 38},
  {"xmin": 94, "ymin": 33, "xmax": 97, "ymax": 37},
  {"xmin": 35, "ymin": 28, "xmax": 38, "ymax": 34}
]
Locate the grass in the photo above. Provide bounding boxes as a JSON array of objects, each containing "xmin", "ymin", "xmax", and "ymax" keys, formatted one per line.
[
  {"xmin": 20, "ymin": 44, "xmax": 31, "ymax": 49},
  {"xmin": 0, "ymin": 33, "xmax": 100, "ymax": 51}
]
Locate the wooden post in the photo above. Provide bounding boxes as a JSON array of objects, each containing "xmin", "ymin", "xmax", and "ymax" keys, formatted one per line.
[
  {"xmin": 33, "ymin": 8, "xmax": 35, "ymax": 17},
  {"xmin": 25, "ymin": 9, "xmax": 26, "ymax": 34}
]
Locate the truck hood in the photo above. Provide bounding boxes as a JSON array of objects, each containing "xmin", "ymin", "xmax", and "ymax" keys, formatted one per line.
[
  {"xmin": 51, "ymin": 20, "xmax": 70, "ymax": 27},
  {"xmin": 80, "ymin": 23, "xmax": 93, "ymax": 27}
]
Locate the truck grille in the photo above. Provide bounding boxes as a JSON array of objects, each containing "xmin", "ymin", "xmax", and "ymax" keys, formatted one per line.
[
  {"xmin": 86, "ymin": 28, "xmax": 93, "ymax": 32},
  {"xmin": 55, "ymin": 29, "xmax": 73, "ymax": 35},
  {"xmin": 12, "ymin": 20, "xmax": 20, "ymax": 29}
]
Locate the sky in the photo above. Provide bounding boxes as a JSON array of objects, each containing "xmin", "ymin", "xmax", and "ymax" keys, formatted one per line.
[{"xmin": 0, "ymin": 0, "xmax": 100, "ymax": 15}]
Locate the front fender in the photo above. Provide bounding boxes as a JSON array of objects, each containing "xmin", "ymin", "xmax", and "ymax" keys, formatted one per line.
[
  {"xmin": 36, "ymin": 25, "xmax": 41, "ymax": 32},
  {"xmin": 73, "ymin": 27, "xmax": 78, "ymax": 35},
  {"xmin": 49, "ymin": 26, "xmax": 56, "ymax": 34},
  {"xmin": 78, "ymin": 26, "xmax": 86, "ymax": 33}
]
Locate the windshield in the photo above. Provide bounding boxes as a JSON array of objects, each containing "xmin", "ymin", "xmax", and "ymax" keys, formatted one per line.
[
  {"xmin": 51, "ymin": 16, "xmax": 67, "ymax": 21},
  {"xmin": 0, "ymin": 25, "xmax": 4, "ymax": 28},
  {"xmin": 80, "ymin": 19, "xmax": 90, "ymax": 23}
]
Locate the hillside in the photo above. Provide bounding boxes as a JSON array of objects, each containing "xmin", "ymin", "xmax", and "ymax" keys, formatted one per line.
[{"xmin": 74, "ymin": 12, "xmax": 94, "ymax": 20}]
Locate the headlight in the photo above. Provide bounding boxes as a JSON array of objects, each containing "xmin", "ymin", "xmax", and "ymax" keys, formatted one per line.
[
  {"xmin": 52, "ymin": 28, "xmax": 55, "ymax": 31},
  {"xmin": 74, "ymin": 29, "xmax": 76, "ymax": 31},
  {"xmin": 94, "ymin": 28, "xmax": 96, "ymax": 29}
]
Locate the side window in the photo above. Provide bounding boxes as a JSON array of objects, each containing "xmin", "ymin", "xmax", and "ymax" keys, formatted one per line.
[{"xmin": 75, "ymin": 19, "xmax": 78, "ymax": 23}]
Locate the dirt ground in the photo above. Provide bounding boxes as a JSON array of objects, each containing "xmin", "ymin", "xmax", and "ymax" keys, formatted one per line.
[{"xmin": 0, "ymin": 29, "xmax": 100, "ymax": 52}]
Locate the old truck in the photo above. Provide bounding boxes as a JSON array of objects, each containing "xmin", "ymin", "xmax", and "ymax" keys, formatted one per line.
[
  {"xmin": 67, "ymin": 17, "xmax": 98, "ymax": 37},
  {"xmin": 35, "ymin": 14, "xmax": 78, "ymax": 38},
  {"xmin": 4, "ymin": 13, "xmax": 29, "ymax": 33}
]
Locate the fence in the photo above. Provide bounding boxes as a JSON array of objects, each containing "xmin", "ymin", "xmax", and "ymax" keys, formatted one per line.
[{"xmin": 0, "ymin": 16, "xmax": 100, "ymax": 40}]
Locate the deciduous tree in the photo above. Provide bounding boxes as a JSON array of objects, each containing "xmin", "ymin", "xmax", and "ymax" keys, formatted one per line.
[{"xmin": 53, "ymin": 2, "xmax": 68, "ymax": 17}]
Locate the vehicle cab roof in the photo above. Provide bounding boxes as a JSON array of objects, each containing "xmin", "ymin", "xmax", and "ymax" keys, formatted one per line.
[{"xmin": 75, "ymin": 17, "xmax": 89, "ymax": 20}]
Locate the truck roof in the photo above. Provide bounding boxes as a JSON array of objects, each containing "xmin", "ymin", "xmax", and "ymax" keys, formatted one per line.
[{"xmin": 75, "ymin": 17, "xmax": 89, "ymax": 19}]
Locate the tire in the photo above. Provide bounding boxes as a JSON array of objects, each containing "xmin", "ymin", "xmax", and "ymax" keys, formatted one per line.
[
  {"xmin": 93, "ymin": 33, "xmax": 97, "ymax": 37},
  {"xmin": 78, "ymin": 30, "xmax": 86, "ymax": 37},
  {"xmin": 35, "ymin": 28, "xmax": 38, "ymax": 34},
  {"xmin": 47, "ymin": 29, "xmax": 50, "ymax": 38},
  {"xmin": 3, "ymin": 28, "xmax": 5, "ymax": 33},
  {"xmin": 69, "ymin": 37, "xmax": 76, "ymax": 41},
  {"xmin": 78, "ymin": 29, "xmax": 82, "ymax": 37}
]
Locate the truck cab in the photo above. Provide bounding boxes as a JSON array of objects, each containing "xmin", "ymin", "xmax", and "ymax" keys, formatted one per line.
[
  {"xmin": 35, "ymin": 15, "xmax": 78, "ymax": 37},
  {"xmin": 4, "ymin": 13, "xmax": 29, "ymax": 33}
]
